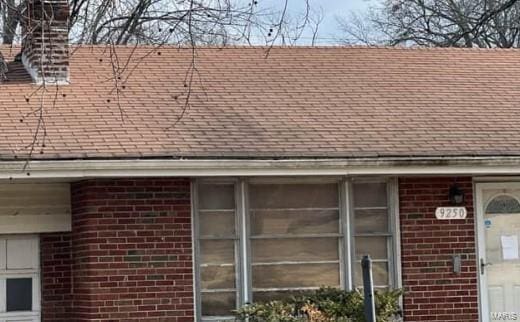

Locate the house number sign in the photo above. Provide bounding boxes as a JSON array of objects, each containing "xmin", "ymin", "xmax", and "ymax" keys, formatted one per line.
[{"xmin": 435, "ymin": 207, "xmax": 467, "ymax": 220}]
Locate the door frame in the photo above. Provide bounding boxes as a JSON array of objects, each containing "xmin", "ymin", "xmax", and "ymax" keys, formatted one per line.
[{"xmin": 475, "ymin": 181, "xmax": 520, "ymax": 322}]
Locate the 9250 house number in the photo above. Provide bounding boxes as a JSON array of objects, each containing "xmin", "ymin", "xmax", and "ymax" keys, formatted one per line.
[{"xmin": 435, "ymin": 207, "xmax": 467, "ymax": 220}]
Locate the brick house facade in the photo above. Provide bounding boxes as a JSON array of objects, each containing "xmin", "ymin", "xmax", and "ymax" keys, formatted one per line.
[
  {"xmin": 39, "ymin": 179, "xmax": 194, "ymax": 321},
  {"xmin": 3, "ymin": 1, "xmax": 520, "ymax": 320},
  {"xmin": 399, "ymin": 177, "xmax": 479, "ymax": 322},
  {"xmin": 33, "ymin": 177, "xmax": 485, "ymax": 322}
]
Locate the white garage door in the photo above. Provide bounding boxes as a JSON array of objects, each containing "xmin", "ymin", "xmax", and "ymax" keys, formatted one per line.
[{"xmin": 0, "ymin": 236, "xmax": 40, "ymax": 322}]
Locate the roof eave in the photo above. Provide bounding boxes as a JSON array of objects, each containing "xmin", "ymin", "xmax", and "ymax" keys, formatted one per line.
[{"xmin": 4, "ymin": 156, "xmax": 520, "ymax": 180}]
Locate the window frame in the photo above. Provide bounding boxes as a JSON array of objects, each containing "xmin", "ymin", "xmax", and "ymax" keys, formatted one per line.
[
  {"xmin": 192, "ymin": 179, "xmax": 242, "ymax": 321},
  {"xmin": 349, "ymin": 178, "xmax": 400, "ymax": 289},
  {"xmin": 485, "ymin": 193, "xmax": 520, "ymax": 214},
  {"xmin": 192, "ymin": 177, "xmax": 401, "ymax": 321}
]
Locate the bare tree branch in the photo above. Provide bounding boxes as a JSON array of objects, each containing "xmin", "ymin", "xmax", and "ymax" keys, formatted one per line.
[
  {"xmin": 0, "ymin": 0, "xmax": 315, "ymax": 167},
  {"xmin": 337, "ymin": 0, "xmax": 520, "ymax": 48}
]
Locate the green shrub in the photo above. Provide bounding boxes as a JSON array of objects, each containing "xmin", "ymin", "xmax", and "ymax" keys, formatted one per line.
[
  {"xmin": 234, "ymin": 287, "xmax": 402, "ymax": 322},
  {"xmin": 233, "ymin": 301, "xmax": 302, "ymax": 322}
]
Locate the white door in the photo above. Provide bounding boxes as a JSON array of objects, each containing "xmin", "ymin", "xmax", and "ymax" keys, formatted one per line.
[{"xmin": 477, "ymin": 183, "xmax": 520, "ymax": 322}]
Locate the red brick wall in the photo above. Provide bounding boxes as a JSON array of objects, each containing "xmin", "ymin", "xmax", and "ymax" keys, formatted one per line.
[
  {"xmin": 399, "ymin": 177, "xmax": 478, "ymax": 322},
  {"xmin": 40, "ymin": 176, "xmax": 481, "ymax": 321},
  {"xmin": 70, "ymin": 178, "xmax": 194, "ymax": 321},
  {"xmin": 41, "ymin": 232, "xmax": 73, "ymax": 321}
]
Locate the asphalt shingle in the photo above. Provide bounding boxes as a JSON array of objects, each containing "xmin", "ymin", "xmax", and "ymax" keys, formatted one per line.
[{"xmin": 1, "ymin": 45, "xmax": 520, "ymax": 160}]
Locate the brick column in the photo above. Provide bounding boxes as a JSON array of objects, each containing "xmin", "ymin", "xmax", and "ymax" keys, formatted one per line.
[
  {"xmin": 41, "ymin": 232, "xmax": 73, "ymax": 321},
  {"xmin": 399, "ymin": 177, "xmax": 478, "ymax": 322},
  {"xmin": 70, "ymin": 178, "xmax": 194, "ymax": 321}
]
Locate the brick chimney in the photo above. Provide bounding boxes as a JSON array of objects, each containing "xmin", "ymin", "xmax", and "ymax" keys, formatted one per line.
[
  {"xmin": 22, "ymin": 0, "xmax": 69, "ymax": 84},
  {"xmin": 0, "ymin": 52, "xmax": 7, "ymax": 82}
]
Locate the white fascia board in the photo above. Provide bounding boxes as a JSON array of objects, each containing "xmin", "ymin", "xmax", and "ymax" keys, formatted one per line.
[{"xmin": 3, "ymin": 156, "xmax": 520, "ymax": 180}]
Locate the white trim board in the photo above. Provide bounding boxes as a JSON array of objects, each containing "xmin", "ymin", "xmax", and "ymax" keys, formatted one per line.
[
  {"xmin": 7, "ymin": 157, "xmax": 520, "ymax": 180},
  {"xmin": 0, "ymin": 183, "xmax": 71, "ymax": 233},
  {"xmin": 475, "ymin": 182, "xmax": 488, "ymax": 322}
]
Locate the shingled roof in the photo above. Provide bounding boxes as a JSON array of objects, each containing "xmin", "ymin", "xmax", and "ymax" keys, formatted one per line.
[{"xmin": 1, "ymin": 45, "xmax": 520, "ymax": 161}]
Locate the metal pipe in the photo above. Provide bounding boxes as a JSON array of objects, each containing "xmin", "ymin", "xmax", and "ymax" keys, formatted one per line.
[{"xmin": 362, "ymin": 255, "xmax": 376, "ymax": 322}]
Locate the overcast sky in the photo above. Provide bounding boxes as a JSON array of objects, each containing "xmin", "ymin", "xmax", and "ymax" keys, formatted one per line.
[{"xmin": 259, "ymin": 0, "xmax": 373, "ymax": 44}]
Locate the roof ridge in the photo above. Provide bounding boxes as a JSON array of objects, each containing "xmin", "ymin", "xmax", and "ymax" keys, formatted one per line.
[
  {"xmin": 82, "ymin": 44, "xmax": 520, "ymax": 51},
  {"xmin": 3, "ymin": 43, "xmax": 520, "ymax": 51}
]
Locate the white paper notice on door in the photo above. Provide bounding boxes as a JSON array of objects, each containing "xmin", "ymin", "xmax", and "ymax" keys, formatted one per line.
[{"xmin": 501, "ymin": 235, "xmax": 519, "ymax": 260}]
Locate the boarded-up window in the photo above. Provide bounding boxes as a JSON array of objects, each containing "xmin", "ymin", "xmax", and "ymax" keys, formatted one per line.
[
  {"xmin": 353, "ymin": 182, "xmax": 391, "ymax": 289},
  {"xmin": 197, "ymin": 184, "xmax": 237, "ymax": 318},
  {"xmin": 195, "ymin": 179, "xmax": 395, "ymax": 320},
  {"xmin": 249, "ymin": 183, "xmax": 341, "ymax": 301}
]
